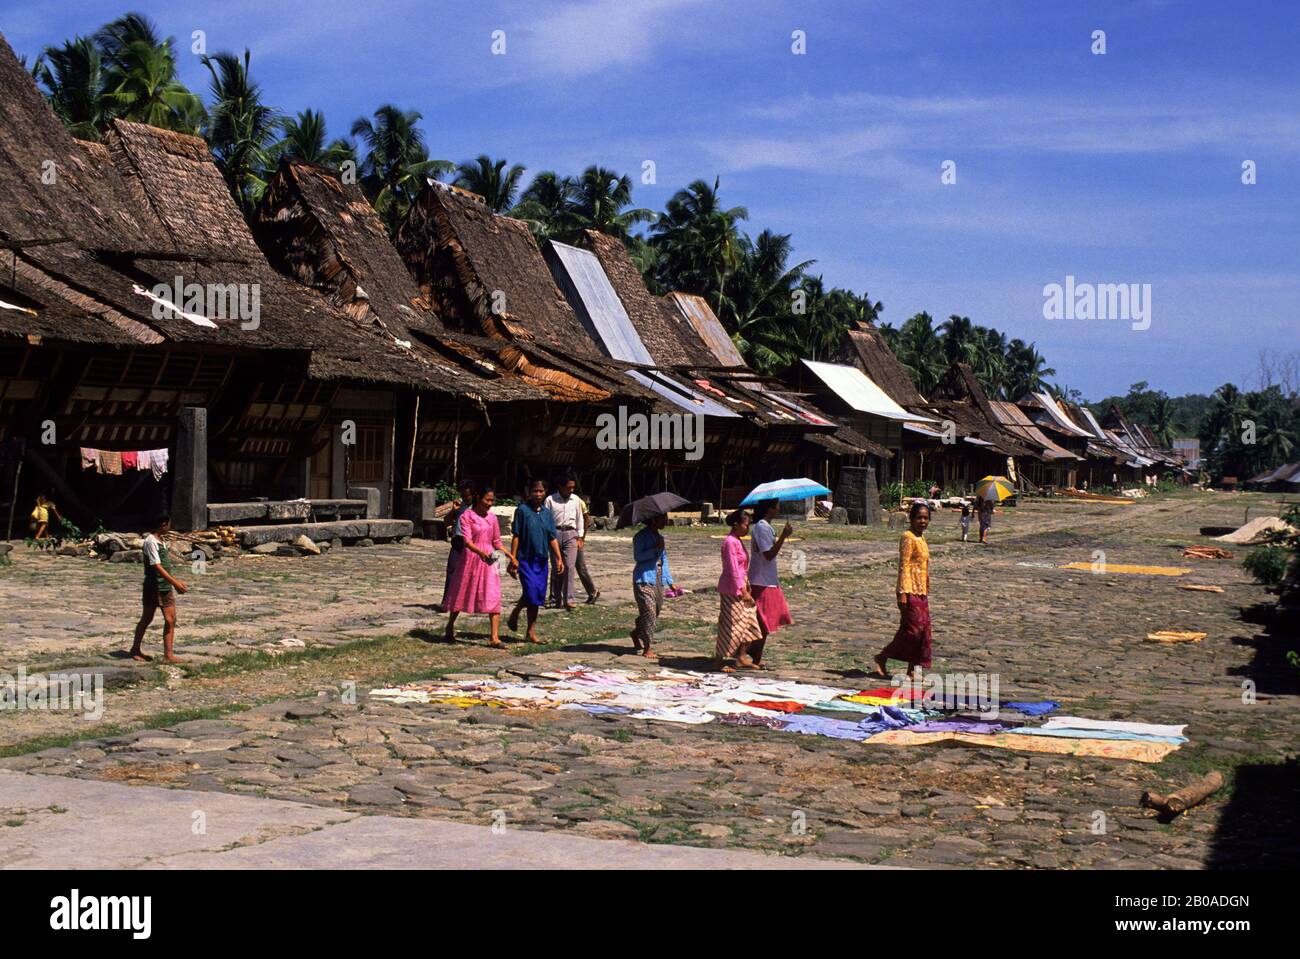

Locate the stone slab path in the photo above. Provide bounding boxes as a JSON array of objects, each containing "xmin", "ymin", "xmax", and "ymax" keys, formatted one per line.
[{"xmin": 0, "ymin": 770, "xmax": 873, "ymax": 869}]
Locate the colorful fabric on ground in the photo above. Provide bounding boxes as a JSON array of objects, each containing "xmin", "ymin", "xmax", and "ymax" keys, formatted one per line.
[
  {"xmin": 1041, "ymin": 716, "xmax": 1187, "ymax": 738},
  {"xmin": 716, "ymin": 712, "xmax": 788, "ymax": 730},
  {"xmin": 908, "ymin": 720, "xmax": 1006, "ymax": 734},
  {"xmin": 778, "ymin": 714, "xmax": 874, "ymax": 741},
  {"xmin": 1001, "ymin": 700, "xmax": 1060, "ymax": 716},
  {"xmin": 1007, "ymin": 727, "xmax": 1187, "ymax": 745},
  {"xmin": 865, "ymin": 729, "xmax": 1181, "ymax": 762},
  {"xmin": 741, "ymin": 700, "xmax": 805, "ymax": 713},
  {"xmin": 367, "ymin": 665, "xmax": 1183, "ymax": 760},
  {"xmin": 1060, "ymin": 562, "xmax": 1191, "ymax": 576}
]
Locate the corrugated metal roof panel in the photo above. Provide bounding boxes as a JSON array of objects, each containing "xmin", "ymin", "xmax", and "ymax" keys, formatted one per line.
[
  {"xmin": 802, "ymin": 359, "xmax": 935, "ymax": 421},
  {"xmin": 1033, "ymin": 391, "xmax": 1093, "ymax": 437},
  {"xmin": 548, "ymin": 241, "xmax": 655, "ymax": 364},
  {"xmin": 667, "ymin": 291, "xmax": 745, "ymax": 366}
]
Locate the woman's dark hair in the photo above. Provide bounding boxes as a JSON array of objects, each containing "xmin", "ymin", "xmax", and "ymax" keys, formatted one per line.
[
  {"xmin": 725, "ymin": 508, "xmax": 747, "ymax": 527},
  {"xmin": 458, "ymin": 479, "xmax": 475, "ymax": 493},
  {"xmin": 153, "ymin": 513, "xmax": 171, "ymax": 529},
  {"xmin": 909, "ymin": 502, "xmax": 932, "ymax": 520},
  {"xmin": 475, "ymin": 486, "xmax": 495, "ymax": 504},
  {"xmin": 754, "ymin": 498, "xmax": 779, "ymax": 520}
]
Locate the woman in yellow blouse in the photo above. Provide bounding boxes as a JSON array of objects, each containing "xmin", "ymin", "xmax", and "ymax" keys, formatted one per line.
[{"xmin": 873, "ymin": 502, "xmax": 932, "ymax": 678}]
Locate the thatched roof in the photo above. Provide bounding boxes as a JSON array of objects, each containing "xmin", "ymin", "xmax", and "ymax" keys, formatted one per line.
[
  {"xmin": 838, "ymin": 323, "xmax": 928, "ymax": 407},
  {"xmin": 395, "ymin": 181, "xmax": 671, "ymax": 404},
  {"xmin": 254, "ymin": 158, "xmax": 544, "ymax": 403},
  {"xmin": 397, "ymin": 183, "xmax": 601, "ymax": 357},
  {"xmin": 0, "ymin": 33, "xmax": 174, "ymax": 257},
  {"xmin": 928, "ymin": 363, "xmax": 1032, "ymax": 457},
  {"xmin": 581, "ymin": 231, "xmax": 717, "ymax": 368}
]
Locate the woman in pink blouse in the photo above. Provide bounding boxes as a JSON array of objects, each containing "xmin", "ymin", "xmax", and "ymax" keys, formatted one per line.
[
  {"xmin": 712, "ymin": 508, "xmax": 763, "ymax": 672},
  {"xmin": 443, "ymin": 488, "xmax": 516, "ymax": 647}
]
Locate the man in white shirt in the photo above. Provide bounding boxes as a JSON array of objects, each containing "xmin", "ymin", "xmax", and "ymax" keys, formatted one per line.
[{"xmin": 545, "ymin": 474, "xmax": 584, "ymax": 609}]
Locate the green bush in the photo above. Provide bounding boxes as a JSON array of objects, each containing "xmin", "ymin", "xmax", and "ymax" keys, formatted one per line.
[{"xmin": 1243, "ymin": 546, "xmax": 1290, "ymax": 588}]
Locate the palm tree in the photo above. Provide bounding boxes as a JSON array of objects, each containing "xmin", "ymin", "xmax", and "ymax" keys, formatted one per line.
[
  {"xmin": 510, "ymin": 170, "xmax": 580, "ymax": 241},
  {"xmin": 350, "ymin": 105, "xmax": 452, "ymax": 232},
  {"xmin": 651, "ymin": 177, "xmax": 749, "ymax": 309},
  {"xmin": 1150, "ymin": 395, "xmax": 1176, "ymax": 447},
  {"xmin": 97, "ymin": 15, "xmax": 202, "ymax": 134},
  {"xmin": 454, "ymin": 155, "xmax": 526, "ymax": 214},
  {"xmin": 894, "ymin": 312, "xmax": 946, "ymax": 395},
  {"xmin": 972, "ymin": 326, "xmax": 1010, "ymax": 397},
  {"xmin": 202, "ymin": 50, "xmax": 278, "ymax": 214},
  {"xmin": 33, "ymin": 37, "xmax": 110, "ymax": 139},
  {"xmin": 939, "ymin": 315, "xmax": 977, "ymax": 367},
  {"xmin": 1005, "ymin": 339, "xmax": 1055, "ymax": 399},
  {"xmin": 569, "ymin": 166, "xmax": 655, "ymax": 240},
  {"xmin": 273, "ymin": 109, "xmax": 353, "ymax": 169},
  {"xmin": 725, "ymin": 229, "xmax": 814, "ymax": 372}
]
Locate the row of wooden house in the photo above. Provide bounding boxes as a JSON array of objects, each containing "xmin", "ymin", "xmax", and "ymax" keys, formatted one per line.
[{"xmin": 0, "ymin": 32, "xmax": 1187, "ymax": 533}]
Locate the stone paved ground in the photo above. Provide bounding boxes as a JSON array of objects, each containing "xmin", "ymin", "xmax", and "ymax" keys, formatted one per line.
[{"xmin": 2, "ymin": 491, "xmax": 1297, "ymax": 868}]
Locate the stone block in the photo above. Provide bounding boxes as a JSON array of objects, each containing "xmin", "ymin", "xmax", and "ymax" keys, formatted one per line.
[{"xmin": 346, "ymin": 486, "xmax": 381, "ymax": 519}]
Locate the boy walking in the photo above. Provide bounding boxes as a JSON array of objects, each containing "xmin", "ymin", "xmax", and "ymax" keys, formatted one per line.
[{"xmin": 129, "ymin": 514, "xmax": 188, "ymax": 663}]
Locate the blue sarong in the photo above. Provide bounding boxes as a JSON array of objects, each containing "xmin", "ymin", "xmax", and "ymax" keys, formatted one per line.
[{"xmin": 518, "ymin": 556, "xmax": 549, "ymax": 607}]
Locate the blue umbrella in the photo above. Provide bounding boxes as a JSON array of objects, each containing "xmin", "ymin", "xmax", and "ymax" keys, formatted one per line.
[{"xmin": 740, "ymin": 478, "xmax": 832, "ymax": 506}]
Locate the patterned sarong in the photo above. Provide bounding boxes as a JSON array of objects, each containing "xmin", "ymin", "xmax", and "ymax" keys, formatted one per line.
[
  {"xmin": 881, "ymin": 593, "xmax": 931, "ymax": 668},
  {"xmin": 716, "ymin": 593, "xmax": 762, "ymax": 659}
]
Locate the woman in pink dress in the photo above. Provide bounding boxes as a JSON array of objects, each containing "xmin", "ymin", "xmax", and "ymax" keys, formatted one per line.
[
  {"xmin": 712, "ymin": 509, "xmax": 763, "ymax": 672},
  {"xmin": 443, "ymin": 488, "xmax": 515, "ymax": 647}
]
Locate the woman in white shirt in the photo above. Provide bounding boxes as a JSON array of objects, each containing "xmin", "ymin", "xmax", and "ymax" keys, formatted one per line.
[{"xmin": 747, "ymin": 499, "xmax": 794, "ymax": 668}]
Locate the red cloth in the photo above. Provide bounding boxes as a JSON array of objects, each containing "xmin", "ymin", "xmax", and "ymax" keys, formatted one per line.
[
  {"xmin": 742, "ymin": 700, "xmax": 805, "ymax": 713},
  {"xmin": 750, "ymin": 584, "xmax": 793, "ymax": 635},
  {"xmin": 880, "ymin": 593, "xmax": 932, "ymax": 669},
  {"xmin": 121, "ymin": 451, "xmax": 138, "ymax": 470}
]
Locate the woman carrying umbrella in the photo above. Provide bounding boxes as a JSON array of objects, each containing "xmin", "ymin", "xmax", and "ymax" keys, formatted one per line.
[
  {"xmin": 872, "ymin": 501, "xmax": 932, "ymax": 679},
  {"xmin": 621, "ymin": 491, "xmax": 689, "ymax": 658},
  {"xmin": 974, "ymin": 475, "xmax": 1011, "ymax": 545},
  {"xmin": 747, "ymin": 499, "xmax": 794, "ymax": 667},
  {"xmin": 713, "ymin": 508, "xmax": 764, "ymax": 672},
  {"xmin": 443, "ymin": 487, "xmax": 517, "ymax": 648},
  {"xmin": 630, "ymin": 512, "xmax": 668, "ymax": 658}
]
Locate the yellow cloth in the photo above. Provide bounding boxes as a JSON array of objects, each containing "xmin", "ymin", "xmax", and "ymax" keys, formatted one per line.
[
  {"xmin": 843, "ymin": 694, "xmax": 903, "ymax": 707},
  {"xmin": 896, "ymin": 531, "xmax": 929, "ymax": 595},
  {"xmin": 866, "ymin": 729, "xmax": 1179, "ymax": 763},
  {"xmin": 1060, "ymin": 562, "xmax": 1191, "ymax": 576},
  {"xmin": 30, "ymin": 506, "xmax": 48, "ymax": 523}
]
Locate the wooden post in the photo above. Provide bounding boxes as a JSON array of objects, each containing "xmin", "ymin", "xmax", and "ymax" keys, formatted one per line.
[{"xmin": 6, "ymin": 460, "xmax": 21, "ymax": 541}]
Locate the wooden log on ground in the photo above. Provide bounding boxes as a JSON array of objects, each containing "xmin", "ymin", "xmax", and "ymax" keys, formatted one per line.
[{"xmin": 1141, "ymin": 771, "xmax": 1224, "ymax": 816}]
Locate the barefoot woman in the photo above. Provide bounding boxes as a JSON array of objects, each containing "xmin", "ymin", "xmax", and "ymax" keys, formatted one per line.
[
  {"xmin": 874, "ymin": 502, "xmax": 932, "ymax": 679},
  {"xmin": 713, "ymin": 508, "xmax": 763, "ymax": 672},
  {"xmin": 747, "ymin": 499, "xmax": 794, "ymax": 668},
  {"xmin": 444, "ymin": 488, "xmax": 516, "ymax": 648}
]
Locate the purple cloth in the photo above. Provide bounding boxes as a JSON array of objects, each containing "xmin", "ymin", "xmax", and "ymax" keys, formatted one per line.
[
  {"xmin": 908, "ymin": 720, "xmax": 1005, "ymax": 734},
  {"xmin": 778, "ymin": 714, "xmax": 873, "ymax": 741},
  {"xmin": 716, "ymin": 712, "xmax": 787, "ymax": 730}
]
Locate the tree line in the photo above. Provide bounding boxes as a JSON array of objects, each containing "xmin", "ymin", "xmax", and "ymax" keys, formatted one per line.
[{"xmin": 26, "ymin": 14, "xmax": 1297, "ymax": 478}]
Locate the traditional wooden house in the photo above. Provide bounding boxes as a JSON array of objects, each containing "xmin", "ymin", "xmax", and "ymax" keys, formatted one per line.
[
  {"xmin": 393, "ymin": 180, "xmax": 695, "ymax": 504},
  {"xmin": 913, "ymin": 363, "xmax": 1032, "ymax": 488},
  {"xmin": 0, "ymin": 32, "xmax": 520, "ymax": 528}
]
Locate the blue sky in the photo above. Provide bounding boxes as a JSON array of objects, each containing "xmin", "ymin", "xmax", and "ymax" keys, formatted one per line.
[{"xmin": 5, "ymin": 0, "xmax": 1297, "ymax": 400}]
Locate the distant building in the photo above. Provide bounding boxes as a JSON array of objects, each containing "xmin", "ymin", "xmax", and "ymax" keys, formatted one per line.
[{"xmin": 1172, "ymin": 438, "xmax": 1201, "ymax": 469}]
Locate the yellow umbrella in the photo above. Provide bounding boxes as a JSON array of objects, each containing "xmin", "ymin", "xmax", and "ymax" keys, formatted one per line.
[{"xmin": 975, "ymin": 475, "xmax": 1014, "ymax": 501}]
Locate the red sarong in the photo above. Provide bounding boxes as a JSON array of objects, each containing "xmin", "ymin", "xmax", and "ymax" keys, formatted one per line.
[{"xmin": 881, "ymin": 593, "xmax": 932, "ymax": 668}]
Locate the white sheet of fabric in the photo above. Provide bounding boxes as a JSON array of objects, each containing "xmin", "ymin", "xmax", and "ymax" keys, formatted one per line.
[{"xmin": 1041, "ymin": 717, "xmax": 1187, "ymax": 738}]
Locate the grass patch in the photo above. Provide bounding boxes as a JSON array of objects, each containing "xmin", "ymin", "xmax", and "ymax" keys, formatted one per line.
[{"xmin": 0, "ymin": 702, "xmax": 251, "ymax": 758}]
